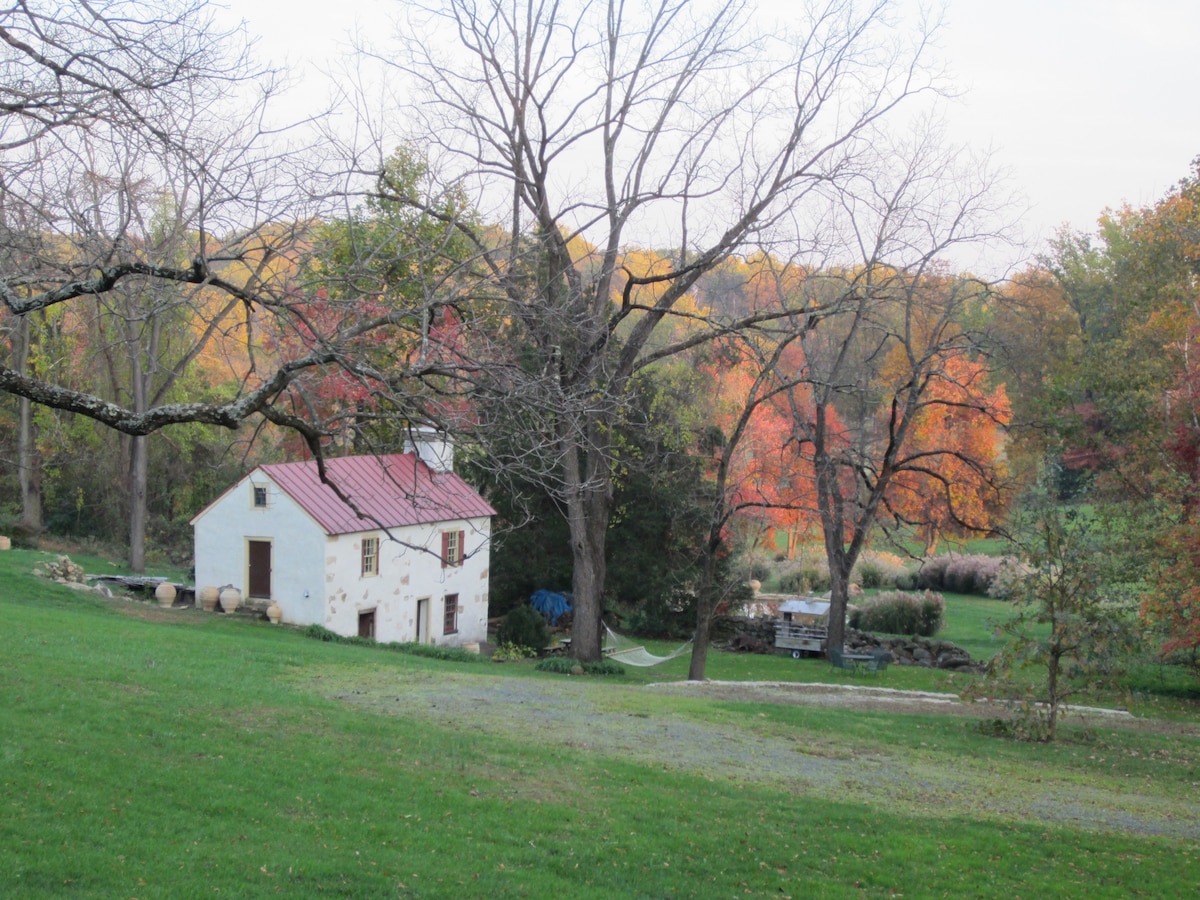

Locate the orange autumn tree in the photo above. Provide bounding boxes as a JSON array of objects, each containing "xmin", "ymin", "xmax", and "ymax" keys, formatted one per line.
[
  {"xmin": 885, "ymin": 351, "xmax": 1012, "ymax": 554},
  {"xmin": 687, "ymin": 330, "xmax": 827, "ymax": 680},
  {"xmin": 704, "ymin": 352, "xmax": 821, "ymax": 555},
  {"xmin": 702, "ymin": 255, "xmax": 829, "ymax": 557}
]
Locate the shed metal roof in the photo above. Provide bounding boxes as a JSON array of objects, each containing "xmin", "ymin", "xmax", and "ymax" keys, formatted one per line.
[
  {"xmin": 778, "ymin": 598, "xmax": 831, "ymax": 617},
  {"xmin": 257, "ymin": 454, "xmax": 495, "ymax": 535}
]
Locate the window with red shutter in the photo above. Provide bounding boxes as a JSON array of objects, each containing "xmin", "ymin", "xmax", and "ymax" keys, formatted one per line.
[{"xmin": 441, "ymin": 529, "xmax": 464, "ymax": 567}]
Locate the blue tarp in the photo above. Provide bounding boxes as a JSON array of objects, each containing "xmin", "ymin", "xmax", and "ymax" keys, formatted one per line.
[{"xmin": 530, "ymin": 589, "xmax": 572, "ymax": 625}]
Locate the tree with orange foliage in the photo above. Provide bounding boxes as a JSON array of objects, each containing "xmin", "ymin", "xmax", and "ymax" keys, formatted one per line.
[
  {"xmin": 686, "ymin": 327, "xmax": 823, "ymax": 679},
  {"xmin": 369, "ymin": 0, "xmax": 1008, "ymax": 664},
  {"xmin": 885, "ymin": 352, "xmax": 1011, "ymax": 554},
  {"xmin": 781, "ymin": 266, "xmax": 1012, "ymax": 655}
]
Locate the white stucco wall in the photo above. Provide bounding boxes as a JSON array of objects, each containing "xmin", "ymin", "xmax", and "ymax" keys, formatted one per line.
[
  {"xmin": 323, "ymin": 517, "xmax": 491, "ymax": 645},
  {"xmin": 191, "ymin": 473, "xmax": 327, "ymax": 624},
  {"xmin": 194, "ymin": 474, "xmax": 491, "ymax": 641}
]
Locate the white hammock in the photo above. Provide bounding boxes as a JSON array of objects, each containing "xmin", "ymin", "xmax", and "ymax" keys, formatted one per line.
[{"xmin": 603, "ymin": 623, "xmax": 693, "ymax": 667}]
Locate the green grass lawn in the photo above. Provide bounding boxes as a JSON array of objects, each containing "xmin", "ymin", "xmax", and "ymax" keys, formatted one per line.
[{"xmin": 3, "ymin": 547, "xmax": 1200, "ymax": 897}]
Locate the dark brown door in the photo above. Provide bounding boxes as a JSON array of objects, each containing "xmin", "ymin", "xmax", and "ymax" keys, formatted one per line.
[
  {"xmin": 358, "ymin": 609, "xmax": 376, "ymax": 639},
  {"xmin": 248, "ymin": 540, "xmax": 272, "ymax": 598}
]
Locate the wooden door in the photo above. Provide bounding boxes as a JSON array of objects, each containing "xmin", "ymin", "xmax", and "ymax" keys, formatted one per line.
[
  {"xmin": 416, "ymin": 598, "xmax": 429, "ymax": 644},
  {"xmin": 248, "ymin": 540, "xmax": 272, "ymax": 599},
  {"xmin": 358, "ymin": 609, "xmax": 375, "ymax": 639}
]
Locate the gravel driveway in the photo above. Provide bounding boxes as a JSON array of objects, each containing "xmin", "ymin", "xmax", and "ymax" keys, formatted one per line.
[{"xmin": 314, "ymin": 668, "xmax": 1200, "ymax": 840}]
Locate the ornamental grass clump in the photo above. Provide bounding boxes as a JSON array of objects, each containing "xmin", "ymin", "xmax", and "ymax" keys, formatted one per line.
[
  {"xmin": 853, "ymin": 550, "xmax": 911, "ymax": 589},
  {"xmin": 915, "ymin": 553, "xmax": 1020, "ymax": 597},
  {"xmin": 849, "ymin": 590, "xmax": 944, "ymax": 637}
]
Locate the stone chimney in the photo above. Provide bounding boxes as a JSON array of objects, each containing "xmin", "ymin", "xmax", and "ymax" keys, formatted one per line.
[{"xmin": 403, "ymin": 426, "xmax": 454, "ymax": 473}]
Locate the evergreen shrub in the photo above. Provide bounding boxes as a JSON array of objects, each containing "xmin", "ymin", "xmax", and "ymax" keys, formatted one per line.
[{"xmin": 496, "ymin": 603, "xmax": 551, "ymax": 652}]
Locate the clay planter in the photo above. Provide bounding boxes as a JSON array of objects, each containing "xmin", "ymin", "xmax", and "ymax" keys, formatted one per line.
[
  {"xmin": 154, "ymin": 581, "xmax": 177, "ymax": 608},
  {"xmin": 218, "ymin": 587, "xmax": 242, "ymax": 614},
  {"xmin": 197, "ymin": 585, "xmax": 220, "ymax": 612},
  {"xmin": 266, "ymin": 600, "xmax": 282, "ymax": 625}
]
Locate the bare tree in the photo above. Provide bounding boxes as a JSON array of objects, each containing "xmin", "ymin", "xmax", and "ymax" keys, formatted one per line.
[
  {"xmin": 0, "ymin": 2, "xmax": 468, "ymax": 563},
  {"xmin": 365, "ymin": 0, "xmax": 964, "ymax": 660},
  {"xmin": 774, "ymin": 124, "xmax": 1014, "ymax": 653}
]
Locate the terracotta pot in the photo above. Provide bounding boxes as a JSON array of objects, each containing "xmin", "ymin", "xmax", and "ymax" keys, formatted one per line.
[
  {"xmin": 218, "ymin": 587, "xmax": 242, "ymax": 614},
  {"xmin": 155, "ymin": 581, "xmax": 177, "ymax": 608},
  {"xmin": 197, "ymin": 585, "xmax": 220, "ymax": 612},
  {"xmin": 266, "ymin": 600, "xmax": 282, "ymax": 625}
]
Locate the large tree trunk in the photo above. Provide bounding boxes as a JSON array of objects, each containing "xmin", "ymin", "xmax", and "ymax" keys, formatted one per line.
[
  {"xmin": 14, "ymin": 317, "xmax": 42, "ymax": 529},
  {"xmin": 128, "ymin": 433, "xmax": 148, "ymax": 573},
  {"xmin": 688, "ymin": 546, "xmax": 721, "ymax": 681},
  {"xmin": 825, "ymin": 555, "xmax": 851, "ymax": 655},
  {"xmin": 127, "ymin": 317, "xmax": 148, "ymax": 573},
  {"xmin": 17, "ymin": 394, "xmax": 41, "ymax": 529},
  {"xmin": 566, "ymin": 486, "xmax": 609, "ymax": 662},
  {"xmin": 563, "ymin": 425, "xmax": 612, "ymax": 661}
]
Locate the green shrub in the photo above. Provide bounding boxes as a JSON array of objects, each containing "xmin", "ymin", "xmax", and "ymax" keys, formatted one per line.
[
  {"xmin": 496, "ymin": 603, "xmax": 551, "ymax": 652},
  {"xmin": 385, "ymin": 642, "xmax": 485, "ymax": 663},
  {"xmin": 535, "ymin": 656, "xmax": 626, "ymax": 676},
  {"xmin": 624, "ymin": 587, "xmax": 697, "ymax": 639},
  {"xmin": 492, "ymin": 641, "xmax": 537, "ymax": 661},
  {"xmin": 856, "ymin": 559, "xmax": 885, "ymax": 589},
  {"xmin": 777, "ymin": 560, "xmax": 833, "ymax": 594},
  {"xmin": 853, "ymin": 551, "xmax": 911, "ymax": 589},
  {"xmin": 986, "ymin": 558, "xmax": 1034, "ymax": 600},
  {"xmin": 302, "ymin": 624, "xmax": 485, "ymax": 663},
  {"xmin": 303, "ymin": 623, "xmax": 340, "ymax": 642},
  {"xmin": 849, "ymin": 590, "xmax": 944, "ymax": 637}
]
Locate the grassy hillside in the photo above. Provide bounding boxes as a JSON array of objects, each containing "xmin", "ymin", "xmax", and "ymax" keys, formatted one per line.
[{"xmin": 2, "ymin": 547, "xmax": 1199, "ymax": 898}]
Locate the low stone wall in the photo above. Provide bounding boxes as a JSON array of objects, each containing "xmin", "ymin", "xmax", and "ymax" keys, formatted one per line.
[
  {"xmin": 843, "ymin": 629, "xmax": 981, "ymax": 671},
  {"xmin": 714, "ymin": 614, "xmax": 981, "ymax": 671},
  {"xmin": 713, "ymin": 615, "xmax": 776, "ymax": 644}
]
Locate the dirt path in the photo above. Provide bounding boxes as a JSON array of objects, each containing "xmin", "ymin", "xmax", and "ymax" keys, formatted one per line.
[{"xmin": 310, "ymin": 668, "xmax": 1200, "ymax": 841}]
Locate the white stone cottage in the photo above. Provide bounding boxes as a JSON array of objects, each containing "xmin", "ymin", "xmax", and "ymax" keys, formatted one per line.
[{"xmin": 190, "ymin": 447, "xmax": 495, "ymax": 645}]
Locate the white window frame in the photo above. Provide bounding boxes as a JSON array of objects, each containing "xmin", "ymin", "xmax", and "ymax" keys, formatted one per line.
[{"xmin": 361, "ymin": 535, "xmax": 380, "ymax": 577}]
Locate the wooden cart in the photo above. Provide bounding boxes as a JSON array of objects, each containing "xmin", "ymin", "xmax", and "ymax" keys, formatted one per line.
[{"xmin": 774, "ymin": 597, "xmax": 831, "ymax": 659}]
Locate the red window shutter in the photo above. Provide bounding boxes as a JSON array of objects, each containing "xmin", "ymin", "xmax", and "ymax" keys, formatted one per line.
[
  {"xmin": 441, "ymin": 531, "xmax": 450, "ymax": 568},
  {"xmin": 457, "ymin": 530, "xmax": 465, "ymax": 566}
]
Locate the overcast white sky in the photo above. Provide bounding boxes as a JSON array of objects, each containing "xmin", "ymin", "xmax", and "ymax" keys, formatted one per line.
[{"xmin": 238, "ymin": 0, "xmax": 1200, "ymax": 266}]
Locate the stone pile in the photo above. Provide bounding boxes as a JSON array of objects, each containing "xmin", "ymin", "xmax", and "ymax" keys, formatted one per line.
[
  {"xmin": 844, "ymin": 628, "xmax": 980, "ymax": 671},
  {"xmin": 727, "ymin": 632, "xmax": 772, "ymax": 653},
  {"xmin": 32, "ymin": 555, "xmax": 88, "ymax": 584},
  {"xmin": 713, "ymin": 615, "xmax": 776, "ymax": 645}
]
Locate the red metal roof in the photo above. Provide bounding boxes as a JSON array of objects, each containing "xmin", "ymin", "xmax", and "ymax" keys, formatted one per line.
[{"xmin": 258, "ymin": 454, "xmax": 495, "ymax": 535}]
